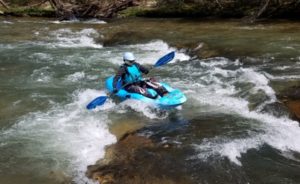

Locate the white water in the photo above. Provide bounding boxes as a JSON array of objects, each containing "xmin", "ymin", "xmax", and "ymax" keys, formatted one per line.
[
  {"xmin": 0, "ymin": 32, "xmax": 191, "ymax": 182},
  {"xmin": 47, "ymin": 28, "xmax": 103, "ymax": 48},
  {"xmin": 179, "ymin": 58, "xmax": 300, "ymax": 166},
  {"xmin": 107, "ymin": 40, "xmax": 190, "ymax": 65},
  {"xmin": 65, "ymin": 72, "xmax": 86, "ymax": 82},
  {"xmin": 2, "ymin": 19, "xmax": 300, "ymax": 183},
  {"xmin": 30, "ymin": 66, "xmax": 53, "ymax": 83},
  {"xmin": 0, "ymin": 89, "xmax": 116, "ymax": 183}
]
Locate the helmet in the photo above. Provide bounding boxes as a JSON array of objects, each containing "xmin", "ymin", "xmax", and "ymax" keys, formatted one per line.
[{"xmin": 123, "ymin": 52, "xmax": 135, "ymax": 65}]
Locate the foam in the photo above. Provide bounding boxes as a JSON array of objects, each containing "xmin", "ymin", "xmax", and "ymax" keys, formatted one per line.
[
  {"xmin": 48, "ymin": 28, "xmax": 103, "ymax": 48},
  {"xmin": 265, "ymin": 73, "xmax": 300, "ymax": 80},
  {"xmin": 29, "ymin": 53, "xmax": 53, "ymax": 63},
  {"xmin": 105, "ymin": 40, "xmax": 190, "ymax": 66},
  {"xmin": 274, "ymin": 66, "xmax": 291, "ymax": 70},
  {"xmin": 30, "ymin": 67, "xmax": 53, "ymax": 83},
  {"xmin": 179, "ymin": 58, "xmax": 300, "ymax": 165},
  {"xmin": 117, "ymin": 99, "xmax": 169, "ymax": 119},
  {"xmin": 65, "ymin": 72, "xmax": 86, "ymax": 82},
  {"xmin": 193, "ymin": 103, "xmax": 300, "ymax": 165},
  {"xmin": 83, "ymin": 19, "xmax": 107, "ymax": 24},
  {"xmin": 1, "ymin": 20, "xmax": 13, "ymax": 24},
  {"xmin": 51, "ymin": 19, "xmax": 106, "ymax": 24},
  {"xmin": 0, "ymin": 89, "xmax": 116, "ymax": 183},
  {"xmin": 126, "ymin": 40, "xmax": 190, "ymax": 65}
]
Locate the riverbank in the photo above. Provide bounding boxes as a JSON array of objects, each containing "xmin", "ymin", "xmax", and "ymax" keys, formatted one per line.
[
  {"xmin": 0, "ymin": 0, "xmax": 54, "ymax": 17},
  {"xmin": 1, "ymin": 7, "xmax": 54, "ymax": 17},
  {"xmin": 1, "ymin": 0, "xmax": 300, "ymax": 21}
]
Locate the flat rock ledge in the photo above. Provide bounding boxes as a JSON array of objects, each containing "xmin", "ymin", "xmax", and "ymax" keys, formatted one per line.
[{"xmin": 86, "ymin": 131, "xmax": 191, "ymax": 184}]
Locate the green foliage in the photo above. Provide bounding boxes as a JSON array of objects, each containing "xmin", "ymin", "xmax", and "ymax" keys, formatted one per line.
[
  {"xmin": 5, "ymin": 7, "xmax": 55, "ymax": 17},
  {"xmin": 7, "ymin": 0, "xmax": 32, "ymax": 6},
  {"xmin": 156, "ymin": 0, "xmax": 185, "ymax": 7},
  {"xmin": 118, "ymin": 7, "xmax": 145, "ymax": 18}
]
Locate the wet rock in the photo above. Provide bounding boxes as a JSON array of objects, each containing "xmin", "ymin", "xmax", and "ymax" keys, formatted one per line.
[
  {"xmin": 109, "ymin": 118, "xmax": 145, "ymax": 140},
  {"xmin": 278, "ymin": 86, "xmax": 300, "ymax": 122},
  {"xmin": 172, "ymin": 41, "xmax": 219, "ymax": 59},
  {"xmin": 86, "ymin": 131, "xmax": 192, "ymax": 184},
  {"xmin": 279, "ymin": 85, "xmax": 300, "ymax": 100},
  {"xmin": 260, "ymin": 102, "xmax": 290, "ymax": 118},
  {"xmin": 284, "ymin": 100, "xmax": 300, "ymax": 121},
  {"xmin": 48, "ymin": 170, "xmax": 71, "ymax": 184},
  {"xmin": 102, "ymin": 31, "xmax": 155, "ymax": 46}
]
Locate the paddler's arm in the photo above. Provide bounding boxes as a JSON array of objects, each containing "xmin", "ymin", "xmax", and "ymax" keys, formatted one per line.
[
  {"xmin": 112, "ymin": 66, "xmax": 126, "ymax": 92},
  {"xmin": 135, "ymin": 63, "xmax": 149, "ymax": 74}
]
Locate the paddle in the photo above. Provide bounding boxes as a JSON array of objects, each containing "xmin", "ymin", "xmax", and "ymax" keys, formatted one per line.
[{"xmin": 86, "ymin": 51, "xmax": 175, "ymax": 110}]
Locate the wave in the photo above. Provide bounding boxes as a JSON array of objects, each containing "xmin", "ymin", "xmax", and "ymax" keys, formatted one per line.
[
  {"xmin": 46, "ymin": 28, "xmax": 103, "ymax": 48},
  {"xmin": 106, "ymin": 40, "xmax": 190, "ymax": 66},
  {"xmin": 170, "ymin": 57, "xmax": 300, "ymax": 165},
  {"xmin": 0, "ymin": 89, "xmax": 116, "ymax": 183},
  {"xmin": 65, "ymin": 72, "xmax": 86, "ymax": 82}
]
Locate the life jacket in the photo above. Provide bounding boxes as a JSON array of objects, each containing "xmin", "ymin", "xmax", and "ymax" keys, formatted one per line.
[{"xmin": 124, "ymin": 64, "xmax": 142, "ymax": 84}]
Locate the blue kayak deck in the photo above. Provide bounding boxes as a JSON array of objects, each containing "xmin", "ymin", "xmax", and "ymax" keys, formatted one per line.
[{"xmin": 105, "ymin": 76, "xmax": 186, "ymax": 108}]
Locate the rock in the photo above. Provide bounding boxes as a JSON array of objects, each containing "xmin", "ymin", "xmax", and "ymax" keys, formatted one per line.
[
  {"xmin": 48, "ymin": 170, "xmax": 72, "ymax": 184},
  {"xmin": 172, "ymin": 41, "xmax": 219, "ymax": 59},
  {"xmin": 260, "ymin": 101, "xmax": 290, "ymax": 118},
  {"xmin": 109, "ymin": 118, "xmax": 144, "ymax": 140},
  {"xmin": 284, "ymin": 100, "xmax": 300, "ymax": 122},
  {"xmin": 102, "ymin": 31, "xmax": 154, "ymax": 46},
  {"xmin": 278, "ymin": 85, "xmax": 300, "ymax": 122},
  {"xmin": 86, "ymin": 131, "xmax": 192, "ymax": 184},
  {"xmin": 0, "ymin": 10, "xmax": 3, "ymax": 15},
  {"xmin": 280, "ymin": 85, "xmax": 300, "ymax": 100}
]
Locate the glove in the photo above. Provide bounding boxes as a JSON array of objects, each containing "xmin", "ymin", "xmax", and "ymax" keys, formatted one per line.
[{"xmin": 112, "ymin": 89, "xmax": 118, "ymax": 94}]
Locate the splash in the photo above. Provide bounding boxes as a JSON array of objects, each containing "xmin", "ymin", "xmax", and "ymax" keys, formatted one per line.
[
  {"xmin": 1, "ymin": 20, "xmax": 13, "ymax": 24},
  {"xmin": 108, "ymin": 40, "xmax": 190, "ymax": 65},
  {"xmin": 65, "ymin": 72, "xmax": 86, "ymax": 82},
  {"xmin": 117, "ymin": 99, "xmax": 169, "ymax": 119},
  {"xmin": 51, "ymin": 19, "xmax": 106, "ymax": 24},
  {"xmin": 265, "ymin": 73, "xmax": 300, "ymax": 80},
  {"xmin": 47, "ymin": 28, "xmax": 103, "ymax": 48},
  {"xmin": 0, "ymin": 89, "xmax": 116, "ymax": 183},
  {"xmin": 180, "ymin": 58, "xmax": 300, "ymax": 165}
]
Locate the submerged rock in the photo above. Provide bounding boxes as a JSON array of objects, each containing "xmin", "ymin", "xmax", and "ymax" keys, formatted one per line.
[
  {"xmin": 278, "ymin": 85, "xmax": 300, "ymax": 122},
  {"xmin": 86, "ymin": 131, "xmax": 192, "ymax": 184},
  {"xmin": 101, "ymin": 31, "xmax": 156, "ymax": 46},
  {"xmin": 172, "ymin": 42, "xmax": 219, "ymax": 59}
]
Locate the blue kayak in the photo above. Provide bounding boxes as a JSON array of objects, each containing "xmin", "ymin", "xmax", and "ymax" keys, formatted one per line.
[{"xmin": 105, "ymin": 76, "xmax": 186, "ymax": 109}]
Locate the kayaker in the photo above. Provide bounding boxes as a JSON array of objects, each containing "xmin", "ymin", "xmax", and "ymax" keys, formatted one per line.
[{"xmin": 112, "ymin": 52, "xmax": 168, "ymax": 99}]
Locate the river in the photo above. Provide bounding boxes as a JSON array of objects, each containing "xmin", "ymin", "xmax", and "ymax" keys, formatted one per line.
[{"xmin": 0, "ymin": 17, "xmax": 300, "ymax": 184}]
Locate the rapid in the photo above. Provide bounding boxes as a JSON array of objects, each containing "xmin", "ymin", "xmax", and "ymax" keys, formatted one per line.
[{"xmin": 1, "ymin": 17, "xmax": 300, "ymax": 184}]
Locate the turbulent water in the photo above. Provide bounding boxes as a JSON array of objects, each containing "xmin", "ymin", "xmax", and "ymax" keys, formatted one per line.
[{"xmin": 0, "ymin": 17, "xmax": 300, "ymax": 184}]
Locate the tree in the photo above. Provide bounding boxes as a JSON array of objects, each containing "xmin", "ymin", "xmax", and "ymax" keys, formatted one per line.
[
  {"xmin": 0, "ymin": 0, "xmax": 9, "ymax": 9},
  {"xmin": 47, "ymin": 0, "xmax": 139, "ymax": 20}
]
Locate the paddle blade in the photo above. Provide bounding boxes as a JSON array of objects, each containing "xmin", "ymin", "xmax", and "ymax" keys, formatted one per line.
[
  {"xmin": 154, "ymin": 51, "xmax": 175, "ymax": 67},
  {"xmin": 86, "ymin": 96, "xmax": 108, "ymax": 110}
]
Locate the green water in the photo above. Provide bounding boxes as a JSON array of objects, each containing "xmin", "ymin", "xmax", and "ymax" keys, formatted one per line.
[{"xmin": 1, "ymin": 17, "xmax": 300, "ymax": 184}]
